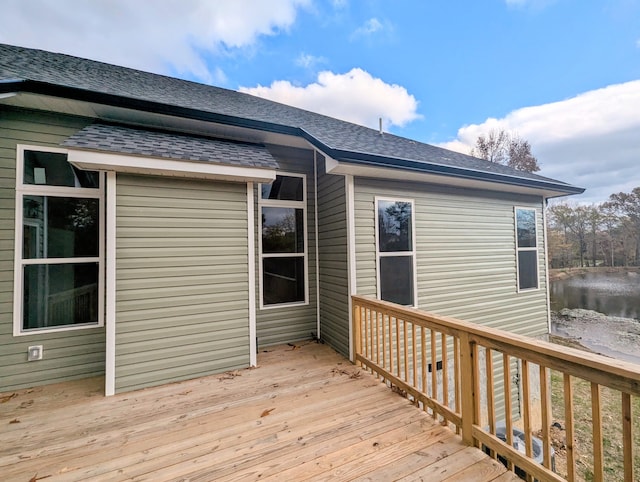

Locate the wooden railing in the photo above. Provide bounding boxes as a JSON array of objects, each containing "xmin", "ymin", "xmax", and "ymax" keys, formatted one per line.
[
  {"xmin": 352, "ymin": 295, "xmax": 640, "ymax": 482},
  {"xmin": 48, "ymin": 283, "xmax": 98, "ymax": 325}
]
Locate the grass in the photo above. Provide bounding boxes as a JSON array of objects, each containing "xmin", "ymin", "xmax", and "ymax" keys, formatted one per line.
[{"xmin": 548, "ymin": 360, "xmax": 640, "ymax": 481}]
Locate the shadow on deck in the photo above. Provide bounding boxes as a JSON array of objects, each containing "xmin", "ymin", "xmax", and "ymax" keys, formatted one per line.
[{"xmin": 0, "ymin": 343, "xmax": 518, "ymax": 481}]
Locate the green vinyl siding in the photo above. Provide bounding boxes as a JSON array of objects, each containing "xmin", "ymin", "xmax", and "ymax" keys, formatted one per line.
[
  {"xmin": 256, "ymin": 145, "xmax": 317, "ymax": 347},
  {"xmin": 354, "ymin": 178, "xmax": 549, "ymax": 338},
  {"xmin": 316, "ymin": 154, "xmax": 349, "ymax": 356},
  {"xmin": 0, "ymin": 107, "xmax": 104, "ymax": 392},
  {"xmin": 115, "ymin": 174, "xmax": 250, "ymax": 393}
]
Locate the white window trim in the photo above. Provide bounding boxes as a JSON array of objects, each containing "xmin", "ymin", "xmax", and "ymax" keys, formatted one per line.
[
  {"xmin": 258, "ymin": 172, "xmax": 309, "ymax": 310},
  {"xmin": 515, "ymin": 206, "xmax": 540, "ymax": 293},
  {"xmin": 13, "ymin": 144, "xmax": 105, "ymax": 336},
  {"xmin": 375, "ymin": 196, "xmax": 418, "ymax": 308}
]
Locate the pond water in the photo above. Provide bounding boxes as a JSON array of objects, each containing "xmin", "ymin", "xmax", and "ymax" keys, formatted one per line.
[{"xmin": 550, "ymin": 271, "xmax": 640, "ymax": 319}]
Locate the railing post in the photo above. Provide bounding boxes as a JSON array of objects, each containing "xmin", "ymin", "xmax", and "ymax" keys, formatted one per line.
[
  {"xmin": 459, "ymin": 331, "xmax": 477, "ymax": 447},
  {"xmin": 353, "ymin": 299, "xmax": 362, "ymax": 367}
]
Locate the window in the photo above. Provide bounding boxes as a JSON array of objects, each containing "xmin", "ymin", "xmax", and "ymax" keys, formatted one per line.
[
  {"xmin": 515, "ymin": 207, "xmax": 538, "ymax": 291},
  {"xmin": 14, "ymin": 146, "xmax": 104, "ymax": 334},
  {"xmin": 259, "ymin": 174, "xmax": 307, "ymax": 307},
  {"xmin": 376, "ymin": 198, "xmax": 416, "ymax": 306}
]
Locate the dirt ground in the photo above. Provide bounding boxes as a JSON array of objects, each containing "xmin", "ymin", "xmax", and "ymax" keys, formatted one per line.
[{"xmin": 547, "ymin": 325, "xmax": 640, "ymax": 481}]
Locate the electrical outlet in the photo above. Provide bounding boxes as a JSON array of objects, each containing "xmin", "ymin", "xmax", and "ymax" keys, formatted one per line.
[{"xmin": 27, "ymin": 345, "xmax": 43, "ymax": 361}]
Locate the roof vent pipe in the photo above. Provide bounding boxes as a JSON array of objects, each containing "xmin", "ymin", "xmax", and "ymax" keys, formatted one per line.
[{"xmin": 379, "ymin": 117, "xmax": 383, "ymax": 135}]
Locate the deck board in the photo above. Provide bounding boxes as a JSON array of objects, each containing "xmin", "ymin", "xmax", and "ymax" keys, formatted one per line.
[{"xmin": 0, "ymin": 342, "xmax": 519, "ymax": 481}]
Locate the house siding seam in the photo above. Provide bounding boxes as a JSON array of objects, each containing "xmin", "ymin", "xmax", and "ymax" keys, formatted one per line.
[
  {"xmin": 316, "ymin": 153, "xmax": 349, "ymax": 356},
  {"xmin": 114, "ymin": 174, "xmax": 250, "ymax": 393},
  {"xmin": 254, "ymin": 145, "xmax": 318, "ymax": 347},
  {"xmin": 0, "ymin": 106, "xmax": 104, "ymax": 393}
]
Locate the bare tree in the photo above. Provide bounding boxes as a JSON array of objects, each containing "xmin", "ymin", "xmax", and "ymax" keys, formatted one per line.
[
  {"xmin": 471, "ymin": 129, "xmax": 540, "ymax": 173},
  {"xmin": 507, "ymin": 137, "xmax": 540, "ymax": 172},
  {"xmin": 608, "ymin": 187, "xmax": 640, "ymax": 265}
]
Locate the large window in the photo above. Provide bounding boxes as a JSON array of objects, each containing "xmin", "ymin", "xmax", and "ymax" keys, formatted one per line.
[
  {"xmin": 14, "ymin": 146, "xmax": 103, "ymax": 334},
  {"xmin": 259, "ymin": 174, "xmax": 307, "ymax": 307},
  {"xmin": 376, "ymin": 198, "xmax": 416, "ymax": 306},
  {"xmin": 515, "ymin": 207, "xmax": 539, "ymax": 291}
]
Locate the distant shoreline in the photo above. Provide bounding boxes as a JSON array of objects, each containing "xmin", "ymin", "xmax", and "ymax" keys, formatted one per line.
[{"xmin": 549, "ymin": 266, "xmax": 640, "ymax": 281}]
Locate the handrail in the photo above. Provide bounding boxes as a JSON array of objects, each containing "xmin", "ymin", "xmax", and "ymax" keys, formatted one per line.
[{"xmin": 352, "ymin": 295, "xmax": 639, "ymax": 482}]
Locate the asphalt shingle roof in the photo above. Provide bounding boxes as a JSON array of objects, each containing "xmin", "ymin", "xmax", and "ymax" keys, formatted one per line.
[
  {"xmin": 62, "ymin": 123, "xmax": 279, "ymax": 169},
  {"xmin": 0, "ymin": 43, "xmax": 581, "ymax": 193}
]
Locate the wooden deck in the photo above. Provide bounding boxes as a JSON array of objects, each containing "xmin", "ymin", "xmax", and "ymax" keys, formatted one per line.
[{"xmin": 0, "ymin": 343, "xmax": 519, "ymax": 482}]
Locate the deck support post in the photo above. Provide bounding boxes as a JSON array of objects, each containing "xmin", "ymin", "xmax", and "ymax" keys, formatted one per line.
[
  {"xmin": 353, "ymin": 300, "xmax": 362, "ymax": 367},
  {"xmin": 459, "ymin": 331, "xmax": 477, "ymax": 447}
]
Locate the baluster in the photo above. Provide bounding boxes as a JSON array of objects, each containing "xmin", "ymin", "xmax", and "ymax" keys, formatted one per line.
[
  {"xmin": 395, "ymin": 317, "xmax": 401, "ymax": 378},
  {"xmin": 431, "ymin": 328, "xmax": 437, "ymax": 417},
  {"xmin": 412, "ymin": 323, "xmax": 417, "ymax": 388},
  {"xmin": 564, "ymin": 373, "xmax": 576, "ymax": 482},
  {"xmin": 622, "ymin": 392, "xmax": 634, "ymax": 482},
  {"xmin": 486, "ymin": 348, "xmax": 495, "ymax": 450},
  {"xmin": 522, "ymin": 360, "xmax": 533, "ymax": 482},
  {"xmin": 591, "ymin": 382, "xmax": 603, "ymax": 481},
  {"xmin": 421, "ymin": 326, "xmax": 427, "ymax": 398},
  {"xmin": 442, "ymin": 333, "xmax": 449, "ymax": 410},
  {"xmin": 403, "ymin": 319, "xmax": 409, "ymax": 382},
  {"xmin": 503, "ymin": 354, "xmax": 513, "ymax": 471},
  {"xmin": 540, "ymin": 366, "xmax": 553, "ymax": 471},
  {"xmin": 454, "ymin": 337, "xmax": 461, "ymax": 434}
]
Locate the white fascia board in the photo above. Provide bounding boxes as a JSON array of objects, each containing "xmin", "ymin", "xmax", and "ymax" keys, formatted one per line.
[
  {"xmin": 67, "ymin": 149, "xmax": 276, "ymax": 183},
  {"xmin": 326, "ymin": 158, "xmax": 569, "ymax": 199}
]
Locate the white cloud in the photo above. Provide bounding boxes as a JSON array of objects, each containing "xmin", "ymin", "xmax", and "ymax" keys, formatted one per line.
[
  {"xmin": 0, "ymin": 0, "xmax": 310, "ymax": 84},
  {"xmin": 353, "ymin": 18, "xmax": 384, "ymax": 37},
  {"xmin": 239, "ymin": 68, "xmax": 422, "ymax": 130},
  {"xmin": 439, "ymin": 80, "xmax": 640, "ymax": 203},
  {"xmin": 295, "ymin": 53, "xmax": 327, "ymax": 69}
]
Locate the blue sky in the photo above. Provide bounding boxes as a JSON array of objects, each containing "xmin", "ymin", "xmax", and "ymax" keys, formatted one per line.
[{"xmin": 1, "ymin": 0, "xmax": 639, "ymax": 203}]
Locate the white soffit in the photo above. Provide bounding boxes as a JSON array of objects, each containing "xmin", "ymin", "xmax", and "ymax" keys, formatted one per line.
[{"xmin": 68, "ymin": 149, "xmax": 276, "ymax": 183}]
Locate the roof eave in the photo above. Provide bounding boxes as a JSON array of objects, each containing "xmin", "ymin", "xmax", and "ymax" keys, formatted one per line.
[
  {"xmin": 2, "ymin": 79, "xmax": 585, "ymax": 197},
  {"xmin": 326, "ymin": 155, "xmax": 585, "ymax": 198}
]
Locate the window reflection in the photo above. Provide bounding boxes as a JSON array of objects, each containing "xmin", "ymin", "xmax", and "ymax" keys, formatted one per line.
[
  {"xmin": 261, "ymin": 207, "xmax": 304, "ymax": 254},
  {"xmin": 378, "ymin": 200, "xmax": 412, "ymax": 252},
  {"xmin": 23, "ymin": 196, "xmax": 99, "ymax": 259}
]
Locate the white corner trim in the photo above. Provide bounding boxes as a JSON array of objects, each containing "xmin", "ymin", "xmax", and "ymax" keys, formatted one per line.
[
  {"xmin": 542, "ymin": 199, "xmax": 552, "ymax": 333},
  {"xmin": 345, "ymin": 175, "xmax": 356, "ymax": 362},
  {"xmin": 314, "ymin": 152, "xmax": 321, "ymax": 339},
  {"xmin": 105, "ymin": 172, "xmax": 116, "ymax": 396},
  {"xmin": 67, "ymin": 149, "xmax": 276, "ymax": 183},
  {"xmin": 247, "ymin": 182, "xmax": 257, "ymax": 366}
]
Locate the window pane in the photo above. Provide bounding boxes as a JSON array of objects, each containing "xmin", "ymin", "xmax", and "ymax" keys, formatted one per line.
[
  {"xmin": 380, "ymin": 255, "xmax": 414, "ymax": 305},
  {"xmin": 262, "ymin": 207, "xmax": 304, "ymax": 253},
  {"xmin": 518, "ymin": 251, "xmax": 538, "ymax": 290},
  {"xmin": 24, "ymin": 150, "xmax": 99, "ymax": 188},
  {"xmin": 23, "ymin": 196, "xmax": 99, "ymax": 259},
  {"xmin": 261, "ymin": 175, "xmax": 303, "ymax": 201},
  {"xmin": 516, "ymin": 208, "xmax": 536, "ymax": 248},
  {"xmin": 378, "ymin": 201, "xmax": 413, "ymax": 252},
  {"xmin": 263, "ymin": 257, "xmax": 305, "ymax": 305},
  {"xmin": 23, "ymin": 262, "xmax": 99, "ymax": 330}
]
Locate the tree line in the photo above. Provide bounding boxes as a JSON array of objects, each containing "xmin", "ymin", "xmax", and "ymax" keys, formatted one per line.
[
  {"xmin": 547, "ymin": 187, "xmax": 640, "ymax": 268},
  {"xmin": 468, "ymin": 129, "xmax": 638, "ymax": 268}
]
